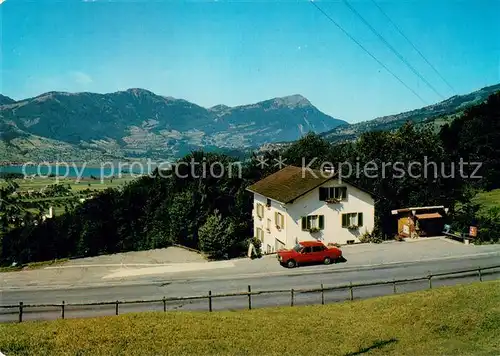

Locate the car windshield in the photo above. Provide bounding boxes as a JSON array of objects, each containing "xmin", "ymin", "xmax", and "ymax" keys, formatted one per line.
[{"xmin": 292, "ymin": 244, "xmax": 303, "ymax": 252}]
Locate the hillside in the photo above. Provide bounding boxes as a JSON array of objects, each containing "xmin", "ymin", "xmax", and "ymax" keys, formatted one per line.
[
  {"xmin": 0, "ymin": 89, "xmax": 346, "ymax": 162},
  {"xmin": 0, "ymin": 94, "xmax": 16, "ymax": 106},
  {"xmin": 322, "ymin": 83, "xmax": 500, "ymax": 143}
]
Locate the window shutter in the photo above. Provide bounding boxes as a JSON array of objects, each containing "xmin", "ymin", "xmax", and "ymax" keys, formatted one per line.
[
  {"xmin": 301, "ymin": 217, "xmax": 307, "ymax": 230},
  {"xmin": 319, "ymin": 215, "xmax": 324, "ymax": 229},
  {"xmin": 358, "ymin": 212, "xmax": 363, "ymax": 227},
  {"xmin": 342, "ymin": 214, "xmax": 347, "ymax": 228},
  {"xmin": 274, "ymin": 212, "xmax": 278, "ymax": 224},
  {"xmin": 319, "ymin": 187, "xmax": 326, "ymax": 201},
  {"xmin": 341, "ymin": 187, "xmax": 347, "ymax": 200}
]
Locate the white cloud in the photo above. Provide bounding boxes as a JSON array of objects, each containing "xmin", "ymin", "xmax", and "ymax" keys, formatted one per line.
[
  {"xmin": 70, "ymin": 71, "xmax": 93, "ymax": 85},
  {"xmin": 0, "ymin": 0, "xmax": 6, "ymax": 5}
]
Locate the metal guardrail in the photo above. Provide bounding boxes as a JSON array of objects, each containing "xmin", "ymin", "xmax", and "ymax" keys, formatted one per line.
[{"xmin": 2, "ymin": 264, "xmax": 499, "ymax": 322}]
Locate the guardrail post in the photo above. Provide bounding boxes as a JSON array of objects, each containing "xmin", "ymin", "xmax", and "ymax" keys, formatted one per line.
[
  {"xmin": 393, "ymin": 280, "xmax": 397, "ymax": 294},
  {"xmin": 163, "ymin": 297, "xmax": 167, "ymax": 312},
  {"xmin": 19, "ymin": 302, "xmax": 23, "ymax": 323},
  {"xmin": 478, "ymin": 268, "xmax": 482, "ymax": 282},
  {"xmin": 428, "ymin": 275, "xmax": 432, "ymax": 289},
  {"xmin": 321, "ymin": 283, "xmax": 325, "ymax": 305},
  {"xmin": 349, "ymin": 282, "xmax": 354, "ymax": 301},
  {"xmin": 247, "ymin": 285, "xmax": 252, "ymax": 310},
  {"xmin": 115, "ymin": 300, "xmax": 119, "ymax": 315},
  {"xmin": 290, "ymin": 289, "xmax": 294, "ymax": 307},
  {"xmin": 208, "ymin": 291, "xmax": 213, "ymax": 312},
  {"xmin": 61, "ymin": 301, "xmax": 65, "ymax": 319}
]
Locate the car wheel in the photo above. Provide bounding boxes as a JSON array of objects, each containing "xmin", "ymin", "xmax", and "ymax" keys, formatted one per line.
[
  {"xmin": 286, "ymin": 260, "xmax": 296, "ymax": 268},
  {"xmin": 323, "ymin": 257, "xmax": 331, "ymax": 265}
]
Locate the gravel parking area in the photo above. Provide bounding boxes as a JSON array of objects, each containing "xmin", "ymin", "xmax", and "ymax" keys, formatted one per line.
[{"xmin": 63, "ymin": 246, "xmax": 207, "ymax": 266}]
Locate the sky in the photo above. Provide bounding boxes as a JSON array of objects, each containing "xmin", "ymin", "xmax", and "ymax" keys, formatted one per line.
[{"xmin": 1, "ymin": 0, "xmax": 499, "ymax": 123}]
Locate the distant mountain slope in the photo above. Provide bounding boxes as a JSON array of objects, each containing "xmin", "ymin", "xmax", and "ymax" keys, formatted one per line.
[
  {"xmin": 0, "ymin": 89, "xmax": 345, "ymax": 162},
  {"xmin": 0, "ymin": 95, "xmax": 16, "ymax": 106},
  {"xmin": 322, "ymin": 83, "xmax": 500, "ymax": 143}
]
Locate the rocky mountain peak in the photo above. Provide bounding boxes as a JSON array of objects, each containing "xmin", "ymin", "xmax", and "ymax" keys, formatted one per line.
[{"xmin": 272, "ymin": 94, "xmax": 311, "ymax": 108}]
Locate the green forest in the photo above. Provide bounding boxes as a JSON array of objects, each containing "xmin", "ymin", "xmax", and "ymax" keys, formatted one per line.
[{"xmin": 1, "ymin": 92, "xmax": 499, "ymax": 265}]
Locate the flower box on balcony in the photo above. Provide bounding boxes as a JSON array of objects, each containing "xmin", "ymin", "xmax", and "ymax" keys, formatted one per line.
[
  {"xmin": 348, "ymin": 225, "xmax": 359, "ymax": 230},
  {"xmin": 325, "ymin": 198, "xmax": 341, "ymax": 204},
  {"xmin": 308, "ymin": 227, "xmax": 320, "ymax": 233}
]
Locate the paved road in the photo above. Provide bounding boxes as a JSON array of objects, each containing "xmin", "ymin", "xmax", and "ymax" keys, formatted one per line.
[{"xmin": 1, "ymin": 254, "xmax": 499, "ymax": 323}]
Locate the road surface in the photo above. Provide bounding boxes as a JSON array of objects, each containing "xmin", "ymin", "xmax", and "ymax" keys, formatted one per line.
[{"xmin": 1, "ymin": 253, "xmax": 498, "ymax": 323}]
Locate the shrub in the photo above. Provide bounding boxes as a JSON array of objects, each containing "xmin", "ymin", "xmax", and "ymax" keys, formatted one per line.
[
  {"xmin": 359, "ymin": 230, "xmax": 383, "ymax": 244},
  {"xmin": 198, "ymin": 210, "xmax": 235, "ymax": 260},
  {"xmin": 247, "ymin": 237, "xmax": 262, "ymax": 259},
  {"xmin": 394, "ymin": 235, "xmax": 405, "ymax": 242}
]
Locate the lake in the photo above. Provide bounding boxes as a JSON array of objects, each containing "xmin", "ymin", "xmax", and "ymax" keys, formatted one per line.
[{"xmin": 0, "ymin": 164, "xmax": 151, "ymax": 179}]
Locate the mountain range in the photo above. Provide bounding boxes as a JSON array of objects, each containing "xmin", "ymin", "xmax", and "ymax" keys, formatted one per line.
[
  {"xmin": 321, "ymin": 83, "xmax": 500, "ymax": 143},
  {"xmin": 0, "ymin": 89, "xmax": 345, "ymax": 163},
  {"xmin": 1, "ymin": 83, "xmax": 500, "ymax": 163}
]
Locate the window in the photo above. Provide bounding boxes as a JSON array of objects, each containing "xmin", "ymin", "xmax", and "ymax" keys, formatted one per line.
[
  {"xmin": 301, "ymin": 215, "xmax": 325, "ymax": 230},
  {"xmin": 266, "ymin": 218, "xmax": 271, "ymax": 232},
  {"xmin": 256, "ymin": 227, "xmax": 264, "ymax": 242},
  {"xmin": 312, "ymin": 245, "xmax": 326, "ymax": 252},
  {"xmin": 266, "ymin": 198, "xmax": 271, "ymax": 208},
  {"xmin": 256, "ymin": 203, "xmax": 264, "ymax": 218},
  {"xmin": 275, "ymin": 212, "xmax": 284, "ymax": 229},
  {"xmin": 341, "ymin": 212, "xmax": 363, "ymax": 228},
  {"xmin": 302, "ymin": 246, "xmax": 312, "ymax": 253},
  {"xmin": 319, "ymin": 187, "xmax": 347, "ymax": 201}
]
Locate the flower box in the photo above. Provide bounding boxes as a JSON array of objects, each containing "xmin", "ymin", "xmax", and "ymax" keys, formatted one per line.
[
  {"xmin": 308, "ymin": 227, "xmax": 320, "ymax": 233},
  {"xmin": 325, "ymin": 198, "xmax": 341, "ymax": 204},
  {"xmin": 348, "ymin": 225, "xmax": 359, "ymax": 230}
]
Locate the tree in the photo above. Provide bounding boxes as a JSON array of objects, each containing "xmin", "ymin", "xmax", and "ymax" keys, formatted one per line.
[{"xmin": 198, "ymin": 210, "xmax": 236, "ymax": 259}]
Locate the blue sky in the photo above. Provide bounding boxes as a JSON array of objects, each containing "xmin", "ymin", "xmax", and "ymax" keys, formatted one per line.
[{"xmin": 1, "ymin": 0, "xmax": 499, "ymax": 123}]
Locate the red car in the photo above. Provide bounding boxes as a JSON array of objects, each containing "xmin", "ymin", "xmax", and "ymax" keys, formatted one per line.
[{"xmin": 277, "ymin": 241, "xmax": 342, "ymax": 268}]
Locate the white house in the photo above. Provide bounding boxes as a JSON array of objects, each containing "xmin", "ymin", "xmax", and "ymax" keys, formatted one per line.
[{"xmin": 246, "ymin": 165, "xmax": 375, "ymax": 253}]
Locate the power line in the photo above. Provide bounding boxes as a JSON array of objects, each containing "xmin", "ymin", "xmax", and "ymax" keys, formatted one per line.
[
  {"xmin": 309, "ymin": 0, "xmax": 427, "ymax": 104},
  {"xmin": 342, "ymin": 0, "xmax": 446, "ymax": 100},
  {"xmin": 370, "ymin": 0, "xmax": 456, "ymax": 94}
]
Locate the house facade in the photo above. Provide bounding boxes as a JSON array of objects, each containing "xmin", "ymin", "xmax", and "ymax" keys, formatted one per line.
[{"xmin": 246, "ymin": 165, "xmax": 375, "ymax": 253}]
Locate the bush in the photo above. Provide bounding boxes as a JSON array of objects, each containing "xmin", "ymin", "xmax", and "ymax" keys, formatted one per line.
[
  {"xmin": 359, "ymin": 230, "xmax": 383, "ymax": 244},
  {"xmin": 247, "ymin": 237, "xmax": 262, "ymax": 259},
  {"xmin": 476, "ymin": 207, "xmax": 500, "ymax": 244},
  {"xmin": 394, "ymin": 235, "xmax": 405, "ymax": 242},
  {"xmin": 198, "ymin": 210, "xmax": 235, "ymax": 260},
  {"xmin": 327, "ymin": 242, "xmax": 341, "ymax": 248}
]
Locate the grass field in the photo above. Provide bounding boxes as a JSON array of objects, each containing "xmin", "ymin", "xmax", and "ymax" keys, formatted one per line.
[
  {"xmin": 1, "ymin": 176, "xmax": 135, "ymax": 217},
  {"xmin": 12, "ymin": 176, "xmax": 134, "ymax": 192},
  {"xmin": 1, "ymin": 281, "xmax": 499, "ymax": 356},
  {"xmin": 473, "ymin": 189, "xmax": 500, "ymax": 213}
]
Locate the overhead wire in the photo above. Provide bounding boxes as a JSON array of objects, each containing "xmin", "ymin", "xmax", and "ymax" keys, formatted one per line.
[
  {"xmin": 370, "ymin": 0, "xmax": 457, "ymax": 94},
  {"xmin": 309, "ymin": 0, "xmax": 427, "ymax": 104},
  {"xmin": 343, "ymin": 0, "xmax": 446, "ymax": 100}
]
